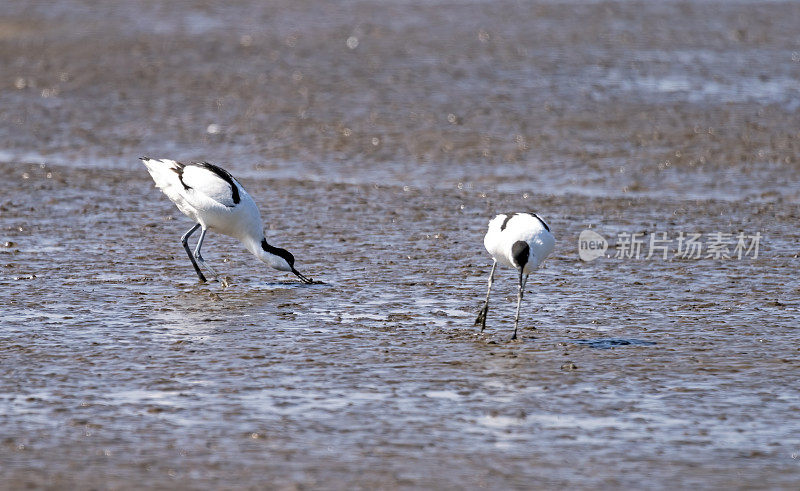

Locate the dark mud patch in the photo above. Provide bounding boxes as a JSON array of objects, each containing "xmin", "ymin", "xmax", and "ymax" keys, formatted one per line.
[{"xmin": 570, "ymin": 338, "xmax": 658, "ymax": 350}]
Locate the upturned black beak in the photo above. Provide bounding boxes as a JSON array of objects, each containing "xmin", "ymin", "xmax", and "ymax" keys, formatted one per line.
[{"xmin": 292, "ymin": 268, "xmax": 315, "ymax": 284}]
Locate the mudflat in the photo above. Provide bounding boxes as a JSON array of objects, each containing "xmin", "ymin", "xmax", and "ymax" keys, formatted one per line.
[{"xmin": 1, "ymin": 0, "xmax": 799, "ymax": 488}]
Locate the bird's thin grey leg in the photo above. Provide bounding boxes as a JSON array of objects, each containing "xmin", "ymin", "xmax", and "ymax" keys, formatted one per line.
[
  {"xmin": 512, "ymin": 271, "xmax": 529, "ymax": 340},
  {"xmin": 181, "ymin": 223, "xmax": 206, "ymax": 282},
  {"xmin": 475, "ymin": 260, "xmax": 497, "ymax": 331},
  {"xmin": 193, "ymin": 227, "xmax": 220, "ymax": 278}
]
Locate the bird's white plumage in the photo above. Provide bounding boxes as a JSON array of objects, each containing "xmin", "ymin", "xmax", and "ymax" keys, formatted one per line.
[
  {"xmin": 141, "ymin": 157, "xmax": 314, "ymax": 282},
  {"xmin": 179, "ymin": 164, "xmax": 240, "ymax": 208},
  {"xmin": 476, "ymin": 212, "xmax": 555, "ymax": 339},
  {"xmin": 483, "ymin": 213, "xmax": 555, "ymax": 274},
  {"xmin": 141, "ymin": 158, "xmax": 261, "ymax": 240}
]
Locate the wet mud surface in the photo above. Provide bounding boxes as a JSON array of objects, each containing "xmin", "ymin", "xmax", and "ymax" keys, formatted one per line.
[{"xmin": 2, "ymin": 0, "xmax": 800, "ymax": 488}]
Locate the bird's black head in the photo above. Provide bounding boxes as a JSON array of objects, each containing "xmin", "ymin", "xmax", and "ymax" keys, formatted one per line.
[
  {"xmin": 262, "ymin": 239, "xmax": 294, "ymax": 269},
  {"xmin": 277, "ymin": 247, "xmax": 296, "ymax": 269},
  {"xmin": 261, "ymin": 238, "xmax": 314, "ymax": 284},
  {"xmin": 512, "ymin": 240, "xmax": 530, "ymax": 269}
]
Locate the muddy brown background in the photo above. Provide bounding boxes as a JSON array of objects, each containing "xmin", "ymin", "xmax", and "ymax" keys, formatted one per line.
[{"xmin": 1, "ymin": 0, "xmax": 799, "ymax": 488}]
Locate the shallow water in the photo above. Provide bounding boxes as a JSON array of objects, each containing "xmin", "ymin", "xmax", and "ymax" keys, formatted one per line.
[{"xmin": 2, "ymin": 0, "xmax": 800, "ymax": 488}]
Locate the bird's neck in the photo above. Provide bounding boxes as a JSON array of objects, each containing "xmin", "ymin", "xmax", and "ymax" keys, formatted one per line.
[{"xmin": 244, "ymin": 236, "xmax": 291, "ymax": 271}]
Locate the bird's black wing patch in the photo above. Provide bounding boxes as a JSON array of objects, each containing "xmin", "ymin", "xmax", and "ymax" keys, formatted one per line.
[
  {"xmin": 170, "ymin": 161, "xmax": 191, "ymax": 191},
  {"xmin": 191, "ymin": 161, "xmax": 241, "ymax": 205},
  {"xmin": 531, "ymin": 213, "xmax": 551, "ymax": 232},
  {"xmin": 500, "ymin": 213, "xmax": 518, "ymax": 231},
  {"xmin": 512, "ymin": 240, "xmax": 530, "ymax": 269}
]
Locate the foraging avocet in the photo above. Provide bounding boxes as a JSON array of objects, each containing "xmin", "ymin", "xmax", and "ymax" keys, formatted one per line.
[
  {"xmin": 140, "ymin": 157, "xmax": 314, "ymax": 284},
  {"xmin": 475, "ymin": 212, "xmax": 555, "ymax": 339}
]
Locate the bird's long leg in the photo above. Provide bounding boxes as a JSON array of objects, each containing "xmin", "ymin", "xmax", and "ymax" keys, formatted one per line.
[
  {"xmin": 181, "ymin": 223, "xmax": 206, "ymax": 282},
  {"xmin": 193, "ymin": 227, "xmax": 220, "ymax": 278},
  {"xmin": 512, "ymin": 271, "xmax": 529, "ymax": 340},
  {"xmin": 475, "ymin": 260, "xmax": 497, "ymax": 331}
]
